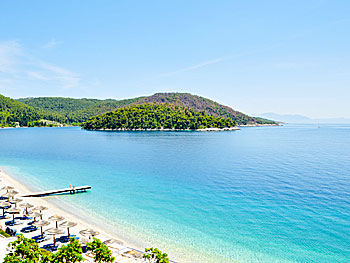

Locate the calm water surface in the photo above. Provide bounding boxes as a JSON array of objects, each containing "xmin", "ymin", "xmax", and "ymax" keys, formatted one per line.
[{"xmin": 0, "ymin": 124, "xmax": 349, "ymax": 262}]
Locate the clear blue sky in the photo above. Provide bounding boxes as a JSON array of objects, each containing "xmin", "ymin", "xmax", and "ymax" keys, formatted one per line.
[{"xmin": 0, "ymin": 0, "xmax": 349, "ymax": 118}]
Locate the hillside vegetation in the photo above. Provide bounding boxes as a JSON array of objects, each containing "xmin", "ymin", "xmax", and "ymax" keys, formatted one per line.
[
  {"xmin": 82, "ymin": 103, "xmax": 237, "ymax": 130},
  {"xmin": 18, "ymin": 92, "xmax": 276, "ymax": 125},
  {"xmin": 0, "ymin": 94, "xmax": 41, "ymax": 127}
]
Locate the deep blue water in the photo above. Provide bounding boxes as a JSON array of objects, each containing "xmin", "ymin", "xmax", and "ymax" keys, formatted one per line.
[{"xmin": 0, "ymin": 124, "xmax": 349, "ymax": 262}]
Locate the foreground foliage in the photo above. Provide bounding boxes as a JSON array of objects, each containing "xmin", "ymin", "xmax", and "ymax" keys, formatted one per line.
[
  {"xmin": 143, "ymin": 247, "xmax": 169, "ymax": 263},
  {"xmin": 3, "ymin": 235, "xmax": 114, "ymax": 263},
  {"xmin": 86, "ymin": 238, "xmax": 115, "ymax": 262},
  {"xmin": 82, "ymin": 103, "xmax": 237, "ymax": 130}
]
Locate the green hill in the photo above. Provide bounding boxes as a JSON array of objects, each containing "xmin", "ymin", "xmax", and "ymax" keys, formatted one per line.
[
  {"xmin": 82, "ymin": 103, "xmax": 237, "ymax": 130},
  {"xmin": 0, "ymin": 94, "xmax": 41, "ymax": 127},
  {"xmin": 18, "ymin": 93, "xmax": 276, "ymax": 125}
]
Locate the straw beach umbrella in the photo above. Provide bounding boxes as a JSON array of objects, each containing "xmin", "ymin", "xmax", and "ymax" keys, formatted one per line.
[
  {"xmin": 10, "ymin": 198, "xmax": 22, "ymax": 208},
  {"xmin": 48, "ymin": 215, "xmax": 65, "ymax": 228},
  {"xmin": 59, "ymin": 221, "xmax": 77, "ymax": 237},
  {"xmin": 6, "ymin": 207, "xmax": 20, "ymax": 223},
  {"xmin": 20, "ymin": 202, "xmax": 34, "ymax": 215},
  {"xmin": 33, "ymin": 206, "xmax": 48, "ymax": 218},
  {"xmin": 1, "ymin": 186, "xmax": 14, "ymax": 193},
  {"xmin": 32, "ymin": 212, "xmax": 43, "ymax": 221},
  {"xmin": 0, "ymin": 201, "xmax": 11, "ymax": 216},
  {"xmin": 46, "ymin": 227, "xmax": 64, "ymax": 246},
  {"xmin": 79, "ymin": 229, "xmax": 100, "ymax": 240},
  {"xmin": 103, "ymin": 238, "xmax": 124, "ymax": 246},
  {"xmin": 33, "ymin": 220, "xmax": 50, "ymax": 238},
  {"xmin": 7, "ymin": 190, "xmax": 19, "ymax": 196},
  {"xmin": 34, "ymin": 205, "xmax": 48, "ymax": 212},
  {"xmin": 2, "ymin": 192, "xmax": 15, "ymax": 201}
]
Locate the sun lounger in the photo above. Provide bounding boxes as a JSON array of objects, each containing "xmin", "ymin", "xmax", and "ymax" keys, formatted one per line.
[
  {"xmin": 27, "ymin": 220, "xmax": 35, "ymax": 225},
  {"xmin": 15, "ymin": 216, "xmax": 32, "ymax": 220},
  {"xmin": 21, "ymin": 226, "xmax": 38, "ymax": 233},
  {"xmin": 41, "ymin": 244, "xmax": 58, "ymax": 252},
  {"xmin": 5, "ymin": 220, "xmax": 23, "ymax": 226},
  {"xmin": 81, "ymin": 245, "xmax": 88, "ymax": 253},
  {"xmin": 34, "ymin": 236, "xmax": 49, "ymax": 243}
]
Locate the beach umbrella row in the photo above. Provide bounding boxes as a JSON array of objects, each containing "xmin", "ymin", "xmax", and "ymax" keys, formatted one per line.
[{"xmin": 0, "ymin": 186, "xmax": 102, "ymax": 247}]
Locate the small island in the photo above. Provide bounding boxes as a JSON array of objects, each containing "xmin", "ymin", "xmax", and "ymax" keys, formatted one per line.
[{"xmin": 81, "ymin": 103, "xmax": 238, "ymax": 131}]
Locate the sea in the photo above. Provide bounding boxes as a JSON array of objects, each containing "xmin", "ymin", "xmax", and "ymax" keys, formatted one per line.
[{"xmin": 0, "ymin": 124, "xmax": 349, "ymax": 263}]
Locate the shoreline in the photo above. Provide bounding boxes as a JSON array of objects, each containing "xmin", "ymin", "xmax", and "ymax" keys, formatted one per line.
[
  {"xmin": 0, "ymin": 168, "xmax": 151, "ymax": 261},
  {"xmin": 85, "ymin": 127, "xmax": 241, "ymax": 132}
]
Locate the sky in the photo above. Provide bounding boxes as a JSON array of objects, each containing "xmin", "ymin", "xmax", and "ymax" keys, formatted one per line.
[{"xmin": 0, "ymin": 0, "xmax": 350, "ymax": 118}]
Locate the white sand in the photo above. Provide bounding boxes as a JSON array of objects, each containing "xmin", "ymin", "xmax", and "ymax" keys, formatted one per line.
[{"xmin": 0, "ymin": 169, "xmax": 145, "ymax": 263}]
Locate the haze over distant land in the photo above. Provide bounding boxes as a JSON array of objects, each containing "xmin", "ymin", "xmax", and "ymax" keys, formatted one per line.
[{"xmin": 257, "ymin": 112, "xmax": 350, "ymax": 124}]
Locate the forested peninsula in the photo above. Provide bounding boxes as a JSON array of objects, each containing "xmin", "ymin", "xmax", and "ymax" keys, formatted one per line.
[
  {"xmin": 0, "ymin": 92, "xmax": 278, "ymax": 128},
  {"xmin": 82, "ymin": 103, "xmax": 237, "ymax": 131}
]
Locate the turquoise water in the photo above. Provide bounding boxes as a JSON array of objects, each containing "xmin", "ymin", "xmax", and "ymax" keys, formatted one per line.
[{"xmin": 0, "ymin": 125, "xmax": 349, "ymax": 262}]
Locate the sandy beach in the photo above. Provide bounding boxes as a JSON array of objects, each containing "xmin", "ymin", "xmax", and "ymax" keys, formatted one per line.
[{"xmin": 0, "ymin": 168, "xmax": 147, "ymax": 263}]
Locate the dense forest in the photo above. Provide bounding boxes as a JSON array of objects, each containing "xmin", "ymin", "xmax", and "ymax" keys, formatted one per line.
[
  {"xmin": 0, "ymin": 94, "xmax": 41, "ymax": 127},
  {"xmin": 0, "ymin": 93, "xmax": 276, "ymax": 127},
  {"xmin": 82, "ymin": 103, "xmax": 237, "ymax": 130},
  {"xmin": 18, "ymin": 92, "xmax": 276, "ymax": 125}
]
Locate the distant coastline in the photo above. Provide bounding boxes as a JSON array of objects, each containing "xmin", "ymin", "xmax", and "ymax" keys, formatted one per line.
[{"xmin": 86, "ymin": 126, "xmax": 241, "ymax": 132}]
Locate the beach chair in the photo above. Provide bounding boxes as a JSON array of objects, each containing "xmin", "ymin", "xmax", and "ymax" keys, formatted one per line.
[
  {"xmin": 21, "ymin": 225, "xmax": 38, "ymax": 233},
  {"xmin": 81, "ymin": 245, "xmax": 88, "ymax": 253},
  {"xmin": 34, "ymin": 236, "xmax": 48, "ymax": 243},
  {"xmin": 27, "ymin": 220, "xmax": 35, "ymax": 225}
]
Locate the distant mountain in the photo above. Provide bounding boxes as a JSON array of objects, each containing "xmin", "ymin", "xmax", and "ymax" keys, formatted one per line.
[
  {"xmin": 257, "ymin": 113, "xmax": 311, "ymax": 123},
  {"xmin": 18, "ymin": 93, "xmax": 277, "ymax": 125},
  {"xmin": 257, "ymin": 112, "xmax": 350, "ymax": 124}
]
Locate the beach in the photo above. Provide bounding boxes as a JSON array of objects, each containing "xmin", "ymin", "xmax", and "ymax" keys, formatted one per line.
[{"xmin": 0, "ymin": 168, "xmax": 147, "ymax": 263}]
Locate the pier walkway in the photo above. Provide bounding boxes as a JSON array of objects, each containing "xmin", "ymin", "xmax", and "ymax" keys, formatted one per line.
[{"xmin": 22, "ymin": 185, "xmax": 91, "ymax": 197}]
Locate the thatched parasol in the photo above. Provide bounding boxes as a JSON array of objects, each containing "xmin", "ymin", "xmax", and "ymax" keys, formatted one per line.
[
  {"xmin": 34, "ymin": 205, "xmax": 48, "ymax": 212},
  {"xmin": 48, "ymin": 215, "xmax": 65, "ymax": 228},
  {"xmin": 45, "ymin": 227, "xmax": 65, "ymax": 246},
  {"xmin": 7, "ymin": 190, "xmax": 19, "ymax": 196},
  {"xmin": 10, "ymin": 198, "xmax": 22, "ymax": 207},
  {"xmin": 33, "ymin": 220, "xmax": 50, "ymax": 238},
  {"xmin": 1, "ymin": 186, "xmax": 14, "ymax": 193},
  {"xmin": 59, "ymin": 221, "xmax": 77, "ymax": 237},
  {"xmin": 19, "ymin": 202, "xmax": 34, "ymax": 215},
  {"xmin": 0, "ymin": 201, "xmax": 11, "ymax": 216},
  {"xmin": 79, "ymin": 229, "xmax": 100, "ymax": 240},
  {"xmin": 2, "ymin": 192, "xmax": 15, "ymax": 200},
  {"xmin": 103, "ymin": 238, "xmax": 124, "ymax": 246},
  {"xmin": 6, "ymin": 207, "xmax": 20, "ymax": 223},
  {"xmin": 32, "ymin": 212, "xmax": 43, "ymax": 221}
]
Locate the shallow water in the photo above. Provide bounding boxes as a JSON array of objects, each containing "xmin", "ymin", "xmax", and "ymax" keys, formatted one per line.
[{"xmin": 0, "ymin": 124, "xmax": 349, "ymax": 262}]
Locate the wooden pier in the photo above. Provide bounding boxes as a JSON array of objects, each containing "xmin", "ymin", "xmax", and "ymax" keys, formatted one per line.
[{"xmin": 22, "ymin": 185, "xmax": 91, "ymax": 197}]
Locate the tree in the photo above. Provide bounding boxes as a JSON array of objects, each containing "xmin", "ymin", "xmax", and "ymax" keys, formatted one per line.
[
  {"xmin": 3, "ymin": 234, "xmax": 52, "ymax": 263},
  {"xmin": 86, "ymin": 238, "xmax": 115, "ymax": 263},
  {"xmin": 50, "ymin": 239, "xmax": 83, "ymax": 263},
  {"xmin": 143, "ymin": 247, "xmax": 169, "ymax": 263}
]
